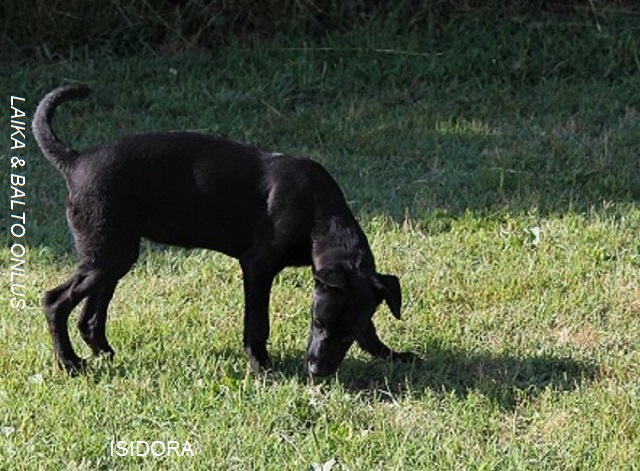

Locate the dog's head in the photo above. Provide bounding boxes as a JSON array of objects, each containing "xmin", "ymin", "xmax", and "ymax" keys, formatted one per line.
[{"xmin": 306, "ymin": 264, "xmax": 401, "ymax": 376}]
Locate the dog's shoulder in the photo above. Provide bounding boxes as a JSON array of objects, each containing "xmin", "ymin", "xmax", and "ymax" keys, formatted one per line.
[{"xmin": 263, "ymin": 154, "xmax": 347, "ymax": 210}]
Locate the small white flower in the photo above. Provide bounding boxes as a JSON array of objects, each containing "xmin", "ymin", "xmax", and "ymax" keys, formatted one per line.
[{"xmin": 28, "ymin": 373, "xmax": 43, "ymax": 385}]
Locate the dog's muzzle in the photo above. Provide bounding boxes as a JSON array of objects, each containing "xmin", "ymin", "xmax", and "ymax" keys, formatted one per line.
[{"xmin": 305, "ymin": 334, "xmax": 354, "ymax": 377}]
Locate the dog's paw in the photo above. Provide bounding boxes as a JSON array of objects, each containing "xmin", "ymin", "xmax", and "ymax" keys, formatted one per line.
[
  {"xmin": 245, "ymin": 347, "xmax": 272, "ymax": 375},
  {"xmin": 390, "ymin": 351, "xmax": 419, "ymax": 364},
  {"xmin": 60, "ymin": 357, "xmax": 88, "ymax": 376},
  {"xmin": 96, "ymin": 348, "xmax": 115, "ymax": 360}
]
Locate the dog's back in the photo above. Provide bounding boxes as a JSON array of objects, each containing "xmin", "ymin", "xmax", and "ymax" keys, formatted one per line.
[{"xmin": 80, "ymin": 132, "xmax": 270, "ymax": 254}]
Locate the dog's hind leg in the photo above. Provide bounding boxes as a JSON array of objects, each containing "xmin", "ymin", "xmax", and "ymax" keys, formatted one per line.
[
  {"xmin": 44, "ymin": 238, "xmax": 139, "ymax": 375},
  {"xmin": 44, "ymin": 268, "xmax": 116, "ymax": 374},
  {"xmin": 77, "ymin": 280, "xmax": 118, "ymax": 358}
]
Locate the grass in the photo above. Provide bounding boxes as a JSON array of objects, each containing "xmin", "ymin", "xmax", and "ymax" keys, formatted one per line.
[{"xmin": 2, "ymin": 12, "xmax": 640, "ymax": 469}]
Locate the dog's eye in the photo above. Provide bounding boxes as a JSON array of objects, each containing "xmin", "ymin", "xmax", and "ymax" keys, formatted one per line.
[{"xmin": 313, "ymin": 319, "xmax": 325, "ymax": 330}]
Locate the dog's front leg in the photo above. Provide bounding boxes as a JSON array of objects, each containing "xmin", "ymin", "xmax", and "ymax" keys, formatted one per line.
[
  {"xmin": 356, "ymin": 321, "xmax": 417, "ymax": 364},
  {"xmin": 240, "ymin": 255, "xmax": 278, "ymax": 373}
]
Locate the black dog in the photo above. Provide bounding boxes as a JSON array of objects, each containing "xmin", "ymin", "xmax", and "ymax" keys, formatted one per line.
[{"xmin": 32, "ymin": 84, "xmax": 414, "ymax": 377}]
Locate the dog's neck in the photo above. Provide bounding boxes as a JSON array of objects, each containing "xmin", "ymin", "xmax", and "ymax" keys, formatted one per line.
[{"xmin": 311, "ymin": 215, "xmax": 375, "ymax": 274}]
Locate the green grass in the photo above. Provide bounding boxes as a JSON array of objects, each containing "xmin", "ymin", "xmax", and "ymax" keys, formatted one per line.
[{"xmin": 2, "ymin": 13, "xmax": 640, "ymax": 469}]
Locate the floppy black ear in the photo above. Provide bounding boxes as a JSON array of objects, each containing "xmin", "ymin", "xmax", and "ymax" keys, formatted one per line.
[
  {"xmin": 371, "ymin": 273, "xmax": 402, "ymax": 319},
  {"xmin": 314, "ymin": 265, "xmax": 348, "ymax": 289}
]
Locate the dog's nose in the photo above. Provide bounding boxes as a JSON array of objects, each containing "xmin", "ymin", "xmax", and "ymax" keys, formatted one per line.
[
  {"xmin": 307, "ymin": 360, "xmax": 335, "ymax": 377},
  {"xmin": 307, "ymin": 361, "xmax": 321, "ymax": 376}
]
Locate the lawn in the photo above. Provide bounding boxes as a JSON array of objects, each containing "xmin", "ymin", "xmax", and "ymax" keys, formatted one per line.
[{"xmin": 2, "ymin": 11, "xmax": 640, "ymax": 470}]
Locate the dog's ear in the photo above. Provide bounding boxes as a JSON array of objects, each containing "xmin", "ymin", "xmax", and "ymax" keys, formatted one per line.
[
  {"xmin": 314, "ymin": 265, "xmax": 348, "ymax": 289},
  {"xmin": 371, "ymin": 273, "xmax": 402, "ymax": 319}
]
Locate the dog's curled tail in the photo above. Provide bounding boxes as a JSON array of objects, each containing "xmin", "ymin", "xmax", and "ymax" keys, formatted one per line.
[{"xmin": 32, "ymin": 84, "xmax": 91, "ymax": 171}]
